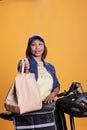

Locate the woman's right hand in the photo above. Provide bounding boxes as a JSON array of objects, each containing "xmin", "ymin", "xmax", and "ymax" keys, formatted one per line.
[{"xmin": 18, "ymin": 58, "xmax": 30, "ymax": 73}]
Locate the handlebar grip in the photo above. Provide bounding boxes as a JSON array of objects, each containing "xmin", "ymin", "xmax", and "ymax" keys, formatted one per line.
[{"xmin": 57, "ymin": 91, "xmax": 68, "ymax": 97}]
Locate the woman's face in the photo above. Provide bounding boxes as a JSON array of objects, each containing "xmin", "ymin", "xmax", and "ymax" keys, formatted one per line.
[{"xmin": 30, "ymin": 39, "xmax": 45, "ymax": 58}]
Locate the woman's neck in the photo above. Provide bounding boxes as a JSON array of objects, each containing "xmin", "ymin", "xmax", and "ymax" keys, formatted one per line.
[{"xmin": 32, "ymin": 56, "xmax": 42, "ymax": 62}]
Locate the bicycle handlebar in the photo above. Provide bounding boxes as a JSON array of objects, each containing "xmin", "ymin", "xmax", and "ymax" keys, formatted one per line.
[{"xmin": 57, "ymin": 82, "xmax": 83, "ymax": 97}]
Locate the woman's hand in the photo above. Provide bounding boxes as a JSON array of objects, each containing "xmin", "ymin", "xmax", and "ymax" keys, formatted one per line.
[
  {"xmin": 44, "ymin": 92, "xmax": 56, "ymax": 104},
  {"xmin": 18, "ymin": 58, "xmax": 30, "ymax": 73},
  {"xmin": 44, "ymin": 87, "xmax": 60, "ymax": 104}
]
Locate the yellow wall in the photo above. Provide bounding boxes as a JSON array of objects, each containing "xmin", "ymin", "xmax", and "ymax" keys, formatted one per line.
[{"xmin": 0, "ymin": 0, "xmax": 87, "ymax": 130}]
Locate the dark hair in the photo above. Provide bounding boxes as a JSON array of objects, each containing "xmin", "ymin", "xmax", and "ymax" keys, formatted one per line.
[{"xmin": 26, "ymin": 34, "xmax": 48, "ymax": 60}]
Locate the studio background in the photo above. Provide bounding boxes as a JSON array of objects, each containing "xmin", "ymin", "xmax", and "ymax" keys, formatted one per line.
[{"xmin": 0, "ymin": 0, "xmax": 87, "ymax": 130}]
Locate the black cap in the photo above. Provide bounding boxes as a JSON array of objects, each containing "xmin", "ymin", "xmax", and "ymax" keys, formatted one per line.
[{"xmin": 28, "ymin": 34, "xmax": 44, "ymax": 44}]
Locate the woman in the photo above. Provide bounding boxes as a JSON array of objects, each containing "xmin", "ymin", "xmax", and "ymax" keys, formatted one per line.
[
  {"xmin": 18, "ymin": 34, "xmax": 64, "ymax": 129},
  {"xmin": 18, "ymin": 34, "xmax": 60, "ymax": 104}
]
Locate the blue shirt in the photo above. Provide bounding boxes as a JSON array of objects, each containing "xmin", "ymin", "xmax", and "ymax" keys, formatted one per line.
[{"xmin": 28, "ymin": 57, "xmax": 60, "ymax": 91}]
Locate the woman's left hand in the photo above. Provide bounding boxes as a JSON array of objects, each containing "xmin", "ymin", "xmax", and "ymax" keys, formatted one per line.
[
  {"xmin": 44, "ymin": 92, "xmax": 55, "ymax": 104},
  {"xmin": 44, "ymin": 87, "xmax": 60, "ymax": 104}
]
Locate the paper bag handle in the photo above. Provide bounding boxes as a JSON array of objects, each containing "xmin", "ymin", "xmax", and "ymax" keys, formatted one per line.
[{"xmin": 21, "ymin": 59, "xmax": 25, "ymax": 74}]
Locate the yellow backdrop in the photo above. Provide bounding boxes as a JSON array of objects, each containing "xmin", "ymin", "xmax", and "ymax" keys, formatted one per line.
[{"xmin": 0, "ymin": 0, "xmax": 87, "ymax": 130}]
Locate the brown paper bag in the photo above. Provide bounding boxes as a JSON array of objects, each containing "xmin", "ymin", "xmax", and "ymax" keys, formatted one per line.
[{"xmin": 4, "ymin": 62, "xmax": 42, "ymax": 114}]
